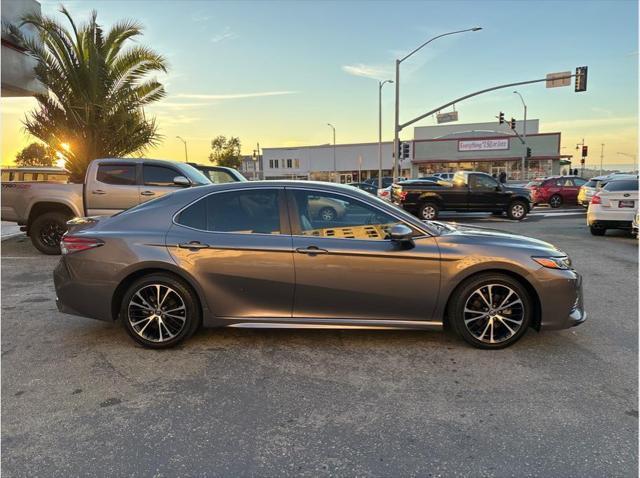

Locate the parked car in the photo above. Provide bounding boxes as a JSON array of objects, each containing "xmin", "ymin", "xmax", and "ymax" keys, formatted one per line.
[
  {"xmin": 633, "ymin": 211, "xmax": 639, "ymax": 238},
  {"xmin": 432, "ymin": 172, "xmax": 455, "ymax": 181},
  {"xmin": 348, "ymin": 182, "xmax": 378, "ymax": 195},
  {"xmin": 365, "ymin": 176, "xmax": 398, "ymax": 189},
  {"xmin": 377, "ymin": 186, "xmax": 392, "ymax": 201},
  {"xmin": 392, "ymin": 171, "xmax": 532, "ymax": 220},
  {"xmin": 188, "ymin": 163, "xmax": 247, "ymax": 183},
  {"xmin": 1, "ymin": 158, "xmax": 211, "ymax": 254},
  {"xmin": 54, "ymin": 180, "xmax": 585, "ymax": 350},
  {"xmin": 578, "ymin": 173, "xmax": 636, "ymax": 207},
  {"xmin": 526, "ymin": 175, "xmax": 587, "ymax": 208},
  {"xmin": 587, "ymin": 178, "xmax": 639, "ymax": 236}
]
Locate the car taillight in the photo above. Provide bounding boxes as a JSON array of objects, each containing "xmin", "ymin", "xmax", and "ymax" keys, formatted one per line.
[
  {"xmin": 590, "ymin": 194, "xmax": 602, "ymax": 205},
  {"xmin": 60, "ymin": 236, "xmax": 103, "ymax": 255}
]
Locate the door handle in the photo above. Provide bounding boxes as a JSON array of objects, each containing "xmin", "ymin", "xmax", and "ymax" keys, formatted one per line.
[
  {"xmin": 295, "ymin": 246, "xmax": 328, "ymax": 255},
  {"xmin": 178, "ymin": 241, "xmax": 210, "ymax": 250},
  {"xmin": 92, "ymin": 190, "xmax": 106, "ymax": 195},
  {"xmin": 141, "ymin": 190, "xmax": 155, "ymax": 196}
]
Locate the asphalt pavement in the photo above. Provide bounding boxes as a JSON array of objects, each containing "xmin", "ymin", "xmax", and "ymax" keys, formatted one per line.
[{"xmin": 1, "ymin": 210, "xmax": 638, "ymax": 477}]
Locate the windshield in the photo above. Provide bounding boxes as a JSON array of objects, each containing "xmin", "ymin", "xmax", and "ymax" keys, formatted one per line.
[
  {"xmin": 603, "ymin": 179, "xmax": 638, "ymax": 191},
  {"xmin": 178, "ymin": 163, "xmax": 211, "ymax": 185}
]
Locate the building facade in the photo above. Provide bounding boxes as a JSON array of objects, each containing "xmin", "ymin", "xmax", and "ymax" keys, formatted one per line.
[{"xmin": 262, "ymin": 120, "xmax": 569, "ymax": 182}]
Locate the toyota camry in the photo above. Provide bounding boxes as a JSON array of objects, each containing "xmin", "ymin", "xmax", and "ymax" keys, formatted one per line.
[{"xmin": 54, "ymin": 181, "xmax": 586, "ymax": 349}]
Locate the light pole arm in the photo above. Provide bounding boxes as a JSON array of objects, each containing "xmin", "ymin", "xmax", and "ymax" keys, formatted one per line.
[{"xmin": 399, "ymin": 27, "xmax": 481, "ymax": 63}]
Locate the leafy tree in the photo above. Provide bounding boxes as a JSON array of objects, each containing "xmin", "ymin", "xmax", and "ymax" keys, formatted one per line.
[
  {"xmin": 208, "ymin": 136, "xmax": 242, "ymax": 169},
  {"xmin": 15, "ymin": 142, "xmax": 54, "ymax": 167},
  {"xmin": 5, "ymin": 7, "xmax": 168, "ymax": 181}
]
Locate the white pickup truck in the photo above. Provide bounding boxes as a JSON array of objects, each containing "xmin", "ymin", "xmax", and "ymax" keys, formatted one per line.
[{"xmin": 1, "ymin": 158, "xmax": 232, "ymax": 254}]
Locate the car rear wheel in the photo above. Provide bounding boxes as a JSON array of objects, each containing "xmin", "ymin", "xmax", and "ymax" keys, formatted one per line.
[
  {"xmin": 121, "ymin": 273, "xmax": 201, "ymax": 349},
  {"xmin": 507, "ymin": 201, "xmax": 528, "ymax": 220},
  {"xmin": 318, "ymin": 207, "xmax": 337, "ymax": 221},
  {"xmin": 449, "ymin": 273, "xmax": 532, "ymax": 349},
  {"xmin": 590, "ymin": 225, "xmax": 606, "ymax": 236},
  {"xmin": 549, "ymin": 194, "xmax": 563, "ymax": 208},
  {"xmin": 419, "ymin": 202, "xmax": 439, "ymax": 220},
  {"xmin": 30, "ymin": 211, "xmax": 70, "ymax": 255}
]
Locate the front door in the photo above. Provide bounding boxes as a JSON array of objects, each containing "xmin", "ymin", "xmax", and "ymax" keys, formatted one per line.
[
  {"xmin": 166, "ymin": 187, "xmax": 295, "ymax": 319},
  {"xmin": 287, "ymin": 188, "xmax": 440, "ymax": 322},
  {"xmin": 468, "ymin": 173, "xmax": 507, "ymax": 211},
  {"xmin": 139, "ymin": 164, "xmax": 188, "ymax": 203}
]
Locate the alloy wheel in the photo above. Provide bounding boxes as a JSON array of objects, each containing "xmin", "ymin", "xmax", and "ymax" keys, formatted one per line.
[
  {"xmin": 128, "ymin": 284, "xmax": 187, "ymax": 343},
  {"xmin": 463, "ymin": 284, "xmax": 525, "ymax": 344},
  {"xmin": 421, "ymin": 205, "xmax": 436, "ymax": 220},
  {"xmin": 40, "ymin": 222, "xmax": 66, "ymax": 248},
  {"xmin": 549, "ymin": 195, "xmax": 562, "ymax": 208},
  {"xmin": 510, "ymin": 203, "xmax": 526, "ymax": 219}
]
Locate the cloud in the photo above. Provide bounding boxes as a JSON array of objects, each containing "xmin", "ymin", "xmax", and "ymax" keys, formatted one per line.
[
  {"xmin": 342, "ymin": 64, "xmax": 392, "ymax": 80},
  {"xmin": 210, "ymin": 27, "xmax": 238, "ymax": 43},
  {"xmin": 174, "ymin": 91, "xmax": 296, "ymax": 100}
]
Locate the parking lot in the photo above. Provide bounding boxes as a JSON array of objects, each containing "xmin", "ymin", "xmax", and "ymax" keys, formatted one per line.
[{"xmin": 1, "ymin": 208, "xmax": 637, "ymax": 477}]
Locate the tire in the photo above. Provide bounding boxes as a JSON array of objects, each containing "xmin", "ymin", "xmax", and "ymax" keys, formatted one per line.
[
  {"xmin": 549, "ymin": 194, "xmax": 563, "ymax": 208},
  {"xmin": 120, "ymin": 273, "xmax": 201, "ymax": 349},
  {"xmin": 318, "ymin": 207, "xmax": 337, "ymax": 221},
  {"xmin": 419, "ymin": 202, "xmax": 439, "ymax": 220},
  {"xmin": 30, "ymin": 211, "xmax": 71, "ymax": 255},
  {"xmin": 590, "ymin": 225, "xmax": 606, "ymax": 236},
  {"xmin": 448, "ymin": 273, "xmax": 532, "ymax": 349},
  {"xmin": 507, "ymin": 201, "xmax": 528, "ymax": 220}
]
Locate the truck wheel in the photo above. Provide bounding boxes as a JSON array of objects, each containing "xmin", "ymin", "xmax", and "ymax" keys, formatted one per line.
[
  {"xmin": 419, "ymin": 202, "xmax": 439, "ymax": 220},
  {"xmin": 507, "ymin": 201, "xmax": 528, "ymax": 220},
  {"xmin": 30, "ymin": 211, "xmax": 70, "ymax": 255},
  {"xmin": 549, "ymin": 194, "xmax": 562, "ymax": 208}
]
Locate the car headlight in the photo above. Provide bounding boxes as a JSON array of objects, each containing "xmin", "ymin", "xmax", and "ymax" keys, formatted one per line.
[{"xmin": 532, "ymin": 255, "xmax": 572, "ymax": 270}]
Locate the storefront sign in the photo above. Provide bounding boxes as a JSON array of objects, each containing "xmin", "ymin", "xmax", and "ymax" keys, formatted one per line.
[{"xmin": 458, "ymin": 139, "xmax": 509, "ymax": 152}]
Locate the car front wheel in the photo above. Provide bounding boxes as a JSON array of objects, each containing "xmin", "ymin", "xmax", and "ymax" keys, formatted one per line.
[
  {"xmin": 121, "ymin": 273, "xmax": 201, "ymax": 348},
  {"xmin": 448, "ymin": 273, "xmax": 532, "ymax": 349},
  {"xmin": 507, "ymin": 201, "xmax": 528, "ymax": 220},
  {"xmin": 549, "ymin": 194, "xmax": 563, "ymax": 208}
]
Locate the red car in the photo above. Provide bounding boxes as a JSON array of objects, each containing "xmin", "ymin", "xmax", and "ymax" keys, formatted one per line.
[{"xmin": 526, "ymin": 176, "xmax": 587, "ymax": 208}]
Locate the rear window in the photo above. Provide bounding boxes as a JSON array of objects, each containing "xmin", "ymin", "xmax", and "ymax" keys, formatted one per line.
[
  {"xmin": 97, "ymin": 164, "xmax": 136, "ymax": 185},
  {"xmin": 603, "ymin": 180, "xmax": 638, "ymax": 192}
]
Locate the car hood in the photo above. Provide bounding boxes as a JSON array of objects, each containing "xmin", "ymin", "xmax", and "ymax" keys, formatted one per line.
[
  {"xmin": 504, "ymin": 185, "xmax": 531, "ymax": 197},
  {"xmin": 433, "ymin": 222, "xmax": 562, "ymax": 254}
]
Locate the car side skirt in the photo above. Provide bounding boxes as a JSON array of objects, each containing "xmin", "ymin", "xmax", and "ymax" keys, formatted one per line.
[{"xmin": 216, "ymin": 317, "xmax": 443, "ymax": 330}]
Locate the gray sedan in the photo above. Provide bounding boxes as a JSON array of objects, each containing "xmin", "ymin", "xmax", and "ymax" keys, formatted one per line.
[{"xmin": 54, "ymin": 181, "xmax": 586, "ymax": 349}]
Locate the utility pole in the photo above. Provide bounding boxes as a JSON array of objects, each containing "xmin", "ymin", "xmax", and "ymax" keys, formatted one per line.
[
  {"xmin": 513, "ymin": 91, "xmax": 527, "ymax": 180},
  {"xmin": 176, "ymin": 136, "xmax": 188, "ymax": 162},
  {"xmin": 600, "ymin": 143, "xmax": 604, "ymax": 176},
  {"xmin": 378, "ymin": 79, "xmax": 393, "ymax": 189},
  {"xmin": 576, "ymin": 139, "xmax": 586, "ymax": 177},
  {"xmin": 327, "ymin": 123, "xmax": 336, "ymax": 182}
]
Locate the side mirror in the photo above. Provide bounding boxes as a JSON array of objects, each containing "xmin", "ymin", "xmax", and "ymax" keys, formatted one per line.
[
  {"xmin": 389, "ymin": 223, "xmax": 414, "ymax": 246},
  {"xmin": 173, "ymin": 175, "xmax": 191, "ymax": 187}
]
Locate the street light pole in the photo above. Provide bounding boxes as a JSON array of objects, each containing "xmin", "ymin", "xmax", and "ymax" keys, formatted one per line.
[
  {"xmin": 176, "ymin": 136, "xmax": 188, "ymax": 163},
  {"xmin": 392, "ymin": 27, "xmax": 482, "ymax": 183},
  {"xmin": 379, "ymin": 79, "xmax": 393, "ymax": 189},
  {"xmin": 600, "ymin": 143, "xmax": 604, "ymax": 176},
  {"xmin": 513, "ymin": 91, "xmax": 527, "ymax": 180},
  {"xmin": 327, "ymin": 123, "xmax": 336, "ymax": 182}
]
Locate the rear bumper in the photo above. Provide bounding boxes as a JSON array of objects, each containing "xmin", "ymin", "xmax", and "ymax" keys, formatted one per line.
[{"xmin": 587, "ymin": 207, "xmax": 635, "ymax": 228}]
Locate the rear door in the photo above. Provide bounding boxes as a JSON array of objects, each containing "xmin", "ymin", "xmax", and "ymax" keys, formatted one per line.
[
  {"xmin": 85, "ymin": 162, "xmax": 140, "ymax": 216},
  {"xmin": 563, "ymin": 178, "xmax": 584, "ymax": 202},
  {"xmin": 139, "ymin": 164, "xmax": 188, "ymax": 203},
  {"xmin": 166, "ymin": 187, "xmax": 295, "ymax": 319}
]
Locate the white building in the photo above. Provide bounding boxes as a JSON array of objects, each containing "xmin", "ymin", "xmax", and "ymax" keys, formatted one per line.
[{"xmin": 262, "ymin": 120, "xmax": 570, "ymax": 182}]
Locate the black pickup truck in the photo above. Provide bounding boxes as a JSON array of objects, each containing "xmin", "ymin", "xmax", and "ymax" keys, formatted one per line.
[{"xmin": 391, "ymin": 171, "xmax": 532, "ymax": 221}]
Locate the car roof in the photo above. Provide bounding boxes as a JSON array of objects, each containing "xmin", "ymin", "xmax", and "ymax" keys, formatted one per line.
[{"xmin": 95, "ymin": 157, "xmax": 185, "ymax": 167}]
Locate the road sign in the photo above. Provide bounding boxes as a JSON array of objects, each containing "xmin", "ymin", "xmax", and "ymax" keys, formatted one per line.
[
  {"xmin": 436, "ymin": 111, "xmax": 459, "ymax": 124},
  {"xmin": 546, "ymin": 71, "xmax": 571, "ymax": 88}
]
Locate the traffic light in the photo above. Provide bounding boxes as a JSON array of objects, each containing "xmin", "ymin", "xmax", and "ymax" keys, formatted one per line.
[
  {"xmin": 510, "ymin": 118, "xmax": 516, "ymax": 130},
  {"xmin": 498, "ymin": 112, "xmax": 504, "ymax": 124},
  {"xmin": 575, "ymin": 66, "xmax": 588, "ymax": 93},
  {"xmin": 526, "ymin": 147, "xmax": 532, "ymax": 158},
  {"xmin": 400, "ymin": 142, "xmax": 410, "ymax": 160},
  {"xmin": 582, "ymin": 145, "xmax": 588, "ymax": 157}
]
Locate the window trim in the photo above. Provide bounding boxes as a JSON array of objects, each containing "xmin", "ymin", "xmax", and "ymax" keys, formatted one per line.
[
  {"xmin": 172, "ymin": 186, "xmax": 291, "ymax": 236},
  {"xmin": 284, "ymin": 186, "xmax": 432, "ymax": 241},
  {"xmin": 95, "ymin": 162, "xmax": 138, "ymax": 186}
]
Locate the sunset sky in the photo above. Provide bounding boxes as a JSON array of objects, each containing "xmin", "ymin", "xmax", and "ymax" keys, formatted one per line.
[{"xmin": 1, "ymin": 0, "xmax": 638, "ymax": 170}]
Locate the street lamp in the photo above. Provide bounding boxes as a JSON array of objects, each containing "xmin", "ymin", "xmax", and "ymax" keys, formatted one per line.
[
  {"xmin": 393, "ymin": 27, "xmax": 482, "ymax": 182},
  {"xmin": 617, "ymin": 152, "xmax": 637, "ymax": 163},
  {"xmin": 513, "ymin": 90, "xmax": 528, "ymax": 180},
  {"xmin": 378, "ymin": 79, "xmax": 393, "ymax": 189},
  {"xmin": 176, "ymin": 136, "xmax": 188, "ymax": 163},
  {"xmin": 327, "ymin": 123, "xmax": 336, "ymax": 182}
]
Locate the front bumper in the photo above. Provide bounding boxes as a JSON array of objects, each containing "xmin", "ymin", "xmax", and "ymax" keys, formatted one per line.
[{"xmin": 536, "ymin": 268, "xmax": 587, "ymax": 330}]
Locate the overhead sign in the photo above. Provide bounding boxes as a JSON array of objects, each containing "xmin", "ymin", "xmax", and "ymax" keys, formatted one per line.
[
  {"xmin": 546, "ymin": 71, "xmax": 571, "ymax": 88},
  {"xmin": 458, "ymin": 138, "xmax": 509, "ymax": 152},
  {"xmin": 436, "ymin": 111, "xmax": 459, "ymax": 124}
]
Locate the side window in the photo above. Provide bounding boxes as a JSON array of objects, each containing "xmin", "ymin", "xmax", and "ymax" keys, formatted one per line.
[
  {"xmin": 562, "ymin": 178, "xmax": 574, "ymax": 187},
  {"xmin": 207, "ymin": 170, "xmax": 236, "ymax": 184},
  {"xmin": 470, "ymin": 174, "xmax": 498, "ymax": 189},
  {"xmin": 292, "ymin": 190, "xmax": 411, "ymax": 240},
  {"xmin": 143, "ymin": 165, "xmax": 181, "ymax": 187},
  {"xmin": 176, "ymin": 189, "xmax": 281, "ymax": 234},
  {"xmin": 97, "ymin": 164, "xmax": 136, "ymax": 185}
]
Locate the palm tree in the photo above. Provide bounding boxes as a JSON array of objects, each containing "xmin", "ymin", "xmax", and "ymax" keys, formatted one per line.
[{"xmin": 6, "ymin": 7, "xmax": 168, "ymax": 181}]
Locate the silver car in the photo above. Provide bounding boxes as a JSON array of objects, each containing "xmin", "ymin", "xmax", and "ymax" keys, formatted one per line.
[{"xmin": 54, "ymin": 181, "xmax": 586, "ymax": 349}]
